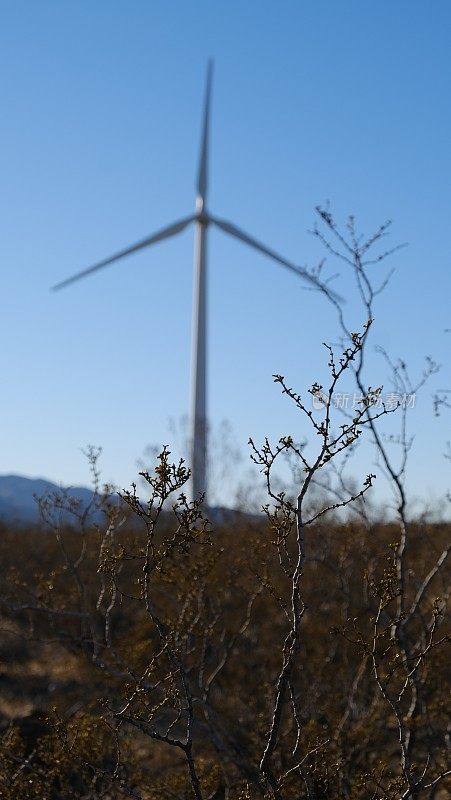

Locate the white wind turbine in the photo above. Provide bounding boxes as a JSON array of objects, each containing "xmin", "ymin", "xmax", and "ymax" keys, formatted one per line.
[{"xmin": 53, "ymin": 62, "xmax": 337, "ymax": 503}]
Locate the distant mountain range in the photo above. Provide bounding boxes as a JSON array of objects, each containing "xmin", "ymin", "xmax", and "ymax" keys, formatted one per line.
[
  {"xmin": 0, "ymin": 475, "xmax": 256, "ymax": 526},
  {"xmin": 0, "ymin": 475, "xmax": 95, "ymax": 524}
]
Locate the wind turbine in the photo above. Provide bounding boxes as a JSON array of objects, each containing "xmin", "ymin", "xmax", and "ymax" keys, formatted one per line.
[{"xmin": 53, "ymin": 61, "xmax": 336, "ymax": 503}]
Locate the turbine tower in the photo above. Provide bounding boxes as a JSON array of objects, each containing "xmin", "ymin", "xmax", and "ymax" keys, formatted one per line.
[{"xmin": 53, "ymin": 62, "xmax": 337, "ymax": 503}]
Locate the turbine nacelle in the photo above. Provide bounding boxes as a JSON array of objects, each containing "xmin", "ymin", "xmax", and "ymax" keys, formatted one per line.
[{"xmin": 195, "ymin": 205, "xmax": 210, "ymax": 225}]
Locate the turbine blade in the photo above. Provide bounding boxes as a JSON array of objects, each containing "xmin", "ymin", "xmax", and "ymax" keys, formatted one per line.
[
  {"xmin": 211, "ymin": 214, "xmax": 342, "ymax": 302},
  {"xmin": 196, "ymin": 60, "xmax": 213, "ymax": 205},
  {"xmin": 52, "ymin": 214, "xmax": 195, "ymax": 291}
]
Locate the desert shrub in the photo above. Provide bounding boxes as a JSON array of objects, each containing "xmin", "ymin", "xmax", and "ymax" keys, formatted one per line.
[{"xmin": 0, "ymin": 212, "xmax": 449, "ymax": 799}]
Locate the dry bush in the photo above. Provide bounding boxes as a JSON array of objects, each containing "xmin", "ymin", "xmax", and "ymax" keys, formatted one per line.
[{"xmin": 0, "ymin": 212, "xmax": 449, "ymax": 799}]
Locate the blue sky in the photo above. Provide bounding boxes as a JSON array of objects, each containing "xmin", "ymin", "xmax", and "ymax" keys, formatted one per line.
[{"xmin": 0, "ymin": 1, "xmax": 450, "ymax": 508}]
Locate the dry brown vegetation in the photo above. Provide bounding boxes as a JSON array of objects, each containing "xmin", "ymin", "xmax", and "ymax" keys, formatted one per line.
[{"xmin": 0, "ymin": 493, "xmax": 449, "ymax": 799}]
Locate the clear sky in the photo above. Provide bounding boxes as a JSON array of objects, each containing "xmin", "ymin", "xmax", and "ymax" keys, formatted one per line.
[{"xmin": 0, "ymin": 1, "xmax": 450, "ymax": 509}]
